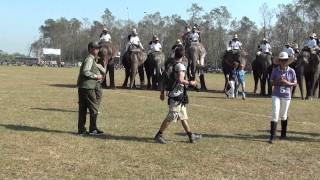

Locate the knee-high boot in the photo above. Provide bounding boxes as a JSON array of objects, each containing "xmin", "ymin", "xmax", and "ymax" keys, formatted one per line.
[
  {"xmin": 269, "ymin": 121, "xmax": 277, "ymax": 144},
  {"xmin": 280, "ymin": 118, "xmax": 288, "ymax": 139}
]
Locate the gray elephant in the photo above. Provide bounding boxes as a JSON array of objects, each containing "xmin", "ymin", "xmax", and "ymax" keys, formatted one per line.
[
  {"xmin": 300, "ymin": 49, "xmax": 320, "ymax": 99},
  {"xmin": 290, "ymin": 53, "xmax": 305, "ymax": 99},
  {"xmin": 252, "ymin": 53, "xmax": 273, "ymax": 96},
  {"xmin": 186, "ymin": 42, "xmax": 207, "ymax": 90},
  {"xmin": 121, "ymin": 49, "xmax": 146, "ymax": 89},
  {"xmin": 222, "ymin": 49, "xmax": 247, "ymax": 92},
  {"xmin": 144, "ymin": 52, "xmax": 165, "ymax": 90},
  {"xmin": 98, "ymin": 42, "xmax": 116, "ymax": 89}
]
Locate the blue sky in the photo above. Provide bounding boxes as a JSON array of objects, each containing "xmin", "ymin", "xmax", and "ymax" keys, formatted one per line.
[{"xmin": 0, "ymin": 0, "xmax": 293, "ymax": 54}]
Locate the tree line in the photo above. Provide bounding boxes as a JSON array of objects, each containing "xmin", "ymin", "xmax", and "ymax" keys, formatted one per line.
[{"xmin": 27, "ymin": 0, "xmax": 319, "ymax": 68}]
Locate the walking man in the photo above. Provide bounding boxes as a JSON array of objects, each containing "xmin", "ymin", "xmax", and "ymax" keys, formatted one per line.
[{"xmin": 154, "ymin": 46, "xmax": 202, "ymax": 144}]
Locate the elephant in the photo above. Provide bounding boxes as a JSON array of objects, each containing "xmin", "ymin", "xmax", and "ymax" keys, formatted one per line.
[
  {"xmin": 144, "ymin": 51, "xmax": 165, "ymax": 90},
  {"xmin": 252, "ymin": 53, "xmax": 273, "ymax": 96},
  {"xmin": 98, "ymin": 42, "xmax": 116, "ymax": 89},
  {"xmin": 121, "ymin": 48, "xmax": 146, "ymax": 89},
  {"xmin": 186, "ymin": 42, "xmax": 207, "ymax": 90},
  {"xmin": 222, "ymin": 49, "xmax": 247, "ymax": 92},
  {"xmin": 300, "ymin": 50, "xmax": 320, "ymax": 99},
  {"xmin": 290, "ymin": 54, "xmax": 305, "ymax": 99}
]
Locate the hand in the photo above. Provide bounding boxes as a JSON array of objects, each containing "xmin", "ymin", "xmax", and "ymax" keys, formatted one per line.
[
  {"xmin": 189, "ymin": 80, "xmax": 196, "ymax": 86},
  {"xmin": 160, "ymin": 92, "xmax": 165, "ymax": 101},
  {"xmin": 97, "ymin": 74, "xmax": 103, "ymax": 81}
]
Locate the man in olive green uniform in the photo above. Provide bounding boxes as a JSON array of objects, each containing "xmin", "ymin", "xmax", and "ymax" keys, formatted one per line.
[{"xmin": 77, "ymin": 41, "xmax": 104, "ymax": 135}]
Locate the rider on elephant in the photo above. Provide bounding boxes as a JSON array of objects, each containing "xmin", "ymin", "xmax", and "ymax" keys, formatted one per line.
[
  {"xmin": 282, "ymin": 43, "xmax": 295, "ymax": 58},
  {"xmin": 171, "ymin": 39, "xmax": 184, "ymax": 58},
  {"xmin": 99, "ymin": 27, "xmax": 112, "ymax": 44},
  {"xmin": 126, "ymin": 28, "xmax": 144, "ymax": 52},
  {"xmin": 148, "ymin": 36, "xmax": 162, "ymax": 55},
  {"xmin": 228, "ymin": 33, "xmax": 242, "ymax": 63},
  {"xmin": 257, "ymin": 38, "xmax": 272, "ymax": 64},
  {"xmin": 188, "ymin": 26, "xmax": 201, "ymax": 43},
  {"xmin": 258, "ymin": 38, "xmax": 272, "ymax": 55},
  {"xmin": 292, "ymin": 43, "xmax": 300, "ymax": 55},
  {"xmin": 188, "ymin": 26, "xmax": 206, "ymax": 66},
  {"xmin": 304, "ymin": 33, "xmax": 319, "ymax": 53}
]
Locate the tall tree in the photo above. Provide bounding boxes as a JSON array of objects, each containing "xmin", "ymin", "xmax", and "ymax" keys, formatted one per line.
[
  {"xmin": 259, "ymin": 3, "xmax": 274, "ymax": 38},
  {"xmin": 101, "ymin": 8, "xmax": 115, "ymax": 29},
  {"xmin": 187, "ymin": 3, "xmax": 204, "ymax": 25}
]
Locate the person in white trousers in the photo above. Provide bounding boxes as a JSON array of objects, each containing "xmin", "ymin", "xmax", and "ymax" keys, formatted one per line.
[{"xmin": 269, "ymin": 52, "xmax": 297, "ymax": 144}]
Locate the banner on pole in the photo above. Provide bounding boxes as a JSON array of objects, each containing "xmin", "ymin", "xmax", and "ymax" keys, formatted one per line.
[{"xmin": 43, "ymin": 48, "xmax": 61, "ymax": 55}]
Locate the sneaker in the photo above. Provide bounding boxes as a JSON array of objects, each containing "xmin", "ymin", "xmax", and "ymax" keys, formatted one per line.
[
  {"xmin": 154, "ymin": 133, "xmax": 167, "ymax": 144},
  {"xmin": 89, "ymin": 129, "xmax": 104, "ymax": 135},
  {"xmin": 189, "ymin": 133, "xmax": 202, "ymax": 143}
]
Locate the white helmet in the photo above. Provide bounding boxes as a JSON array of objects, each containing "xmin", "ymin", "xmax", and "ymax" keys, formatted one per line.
[
  {"xmin": 278, "ymin": 52, "xmax": 289, "ymax": 60},
  {"xmin": 310, "ymin": 33, "xmax": 317, "ymax": 38},
  {"xmin": 233, "ymin": 34, "xmax": 238, "ymax": 39},
  {"xmin": 132, "ymin": 28, "xmax": 138, "ymax": 35},
  {"xmin": 103, "ymin": 27, "xmax": 109, "ymax": 32}
]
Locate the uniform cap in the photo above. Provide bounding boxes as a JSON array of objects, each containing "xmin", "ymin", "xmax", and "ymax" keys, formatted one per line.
[{"xmin": 88, "ymin": 41, "xmax": 101, "ymax": 49}]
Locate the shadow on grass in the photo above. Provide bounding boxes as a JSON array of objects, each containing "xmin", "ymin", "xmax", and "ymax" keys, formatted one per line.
[
  {"xmin": 0, "ymin": 124, "xmax": 154, "ymax": 144},
  {"xmin": 31, "ymin": 107, "xmax": 77, "ymax": 113},
  {"xmin": 176, "ymin": 131, "xmax": 320, "ymax": 143},
  {"xmin": 83, "ymin": 133, "xmax": 155, "ymax": 144},
  {"xmin": 193, "ymin": 96, "xmax": 227, "ymax": 99},
  {"xmin": 0, "ymin": 124, "xmax": 75, "ymax": 134},
  {"xmin": 258, "ymin": 129, "xmax": 320, "ymax": 142},
  {"xmin": 204, "ymin": 89, "xmax": 272, "ymax": 99},
  {"xmin": 48, "ymin": 84, "xmax": 77, "ymax": 88},
  {"xmin": 175, "ymin": 132, "xmax": 268, "ymax": 143}
]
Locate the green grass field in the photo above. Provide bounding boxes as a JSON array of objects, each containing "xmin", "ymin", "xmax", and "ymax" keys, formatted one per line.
[{"xmin": 0, "ymin": 66, "xmax": 319, "ymax": 179}]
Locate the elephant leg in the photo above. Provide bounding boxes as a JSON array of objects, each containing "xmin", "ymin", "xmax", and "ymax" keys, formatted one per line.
[
  {"xmin": 108, "ymin": 64, "xmax": 115, "ymax": 89},
  {"xmin": 190, "ymin": 62, "xmax": 196, "ymax": 80},
  {"xmin": 318, "ymin": 79, "xmax": 320, "ymax": 98},
  {"xmin": 312, "ymin": 72, "xmax": 320, "ymax": 97},
  {"xmin": 187, "ymin": 65, "xmax": 191, "ymax": 80},
  {"xmin": 145, "ymin": 64, "xmax": 152, "ymax": 90},
  {"xmin": 267, "ymin": 77, "xmax": 272, "ymax": 96},
  {"xmin": 101, "ymin": 74, "xmax": 107, "ymax": 88},
  {"xmin": 224, "ymin": 73, "xmax": 228, "ymax": 92},
  {"xmin": 151, "ymin": 69, "xmax": 157, "ymax": 90},
  {"xmin": 253, "ymin": 74, "xmax": 259, "ymax": 95},
  {"xmin": 122, "ymin": 67, "xmax": 130, "ymax": 88},
  {"xmin": 138, "ymin": 65, "xmax": 145, "ymax": 89},
  {"xmin": 199, "ymin": 72, "xmax": 207, "ymax": 91},
  {"xmin": 297, "ymin": 72, "xmax": 304, "ymax": 100},
  {"xmin": 129, "ymin": 57, "xmax": 138, "ymax": 89},
  {"xmin": 261, "ymin": 74, "xmax": 267, "ymax": 96},
  {"xmin": 154, "ymin": 61, "xmax": 162, "ymax": 90},
  {"xmin": 305, "ymin": 74, "xmax": 312, "ymax": 99},
  {"xmin": 146, "ymin": 73, "xmax": 152, "ymax": 90}
]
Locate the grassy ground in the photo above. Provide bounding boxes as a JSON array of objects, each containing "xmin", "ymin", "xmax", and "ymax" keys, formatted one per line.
[{"xmin": 0, "ymin": 66, "xmax": 319, "ymax": 180}]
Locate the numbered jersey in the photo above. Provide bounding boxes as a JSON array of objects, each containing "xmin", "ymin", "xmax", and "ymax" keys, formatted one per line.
[{"xmin": 270, "ymin": 66, "xmax": 297, "ymax": 99}]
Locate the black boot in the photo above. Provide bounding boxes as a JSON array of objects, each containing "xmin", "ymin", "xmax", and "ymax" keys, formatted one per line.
[
  {"xmin": 269, "ymin": 121, "xmax": 277, "ymax": 144},
  {"xmin": 199, "ymin": 74, "xmax": 207, "ymax": 91},
  {"xmin": 280, "ymin": 119, "xmax": 288, "ymax": 139}
]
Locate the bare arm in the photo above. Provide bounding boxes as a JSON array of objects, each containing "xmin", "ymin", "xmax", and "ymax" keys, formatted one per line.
[{"xmin": 177, "ymin": 71, "xmax": 195, "ymax": 86}]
